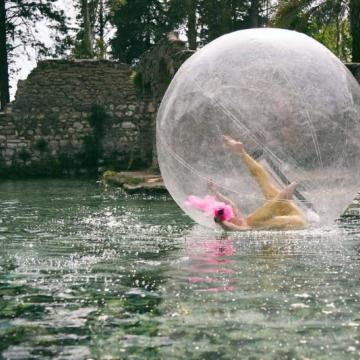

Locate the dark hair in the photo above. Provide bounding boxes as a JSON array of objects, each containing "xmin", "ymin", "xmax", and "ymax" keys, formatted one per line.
[{"xmin": 214, "ymin": 208, "xmax": 224, "ymax": 223}]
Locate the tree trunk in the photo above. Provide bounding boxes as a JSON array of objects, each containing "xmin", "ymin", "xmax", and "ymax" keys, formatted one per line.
[
  {"xmin": 81, "ymin": 0, "xmax": 93, "ymax": 57},
  {"xmin": 186, "ymin": 0, "xmax": 197, "ymax": 50},
  {"xmin": 0, "ymin": 0, "xmax": 10, "ymax": 109},
  {"xmin": 250, "ymin": 0, "xmax": 259, "ymax": 28},
  {"xmin": 350, "ymin": 0, "xmax": 360, "ymax": 62},
  {"xmin": 231, "ymin": 0, "xmax": 238, "ymax": 28},
  {"xmin": 335, "ymin": 15, "xmax": 340, "ymax": 58},
  {"xmin": 98, "ymin": 0, "xmax": 105, "ymax": 59},
  {"xmin": 222, "ymin": 2, "xmax": 232, "ymax": 33}
]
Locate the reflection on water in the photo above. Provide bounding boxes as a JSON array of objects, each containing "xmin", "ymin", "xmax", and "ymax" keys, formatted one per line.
[
  {"xmin": 0, "ymin": 180, "xmax": 360, "ymax": 359},
  {"xmin": 186, "ymin": 236, "xmax": 236, "ymax": 293}
]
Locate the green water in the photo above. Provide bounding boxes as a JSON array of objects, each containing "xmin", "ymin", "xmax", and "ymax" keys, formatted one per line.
[{"xmin": 1, "ymin": 180, "xmax": 360, "ymax": 359}]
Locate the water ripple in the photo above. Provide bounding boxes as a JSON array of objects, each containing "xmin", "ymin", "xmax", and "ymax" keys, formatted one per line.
[{"xmin": 1, "ymin": 180, "xmax": 360, "ymax": 359}]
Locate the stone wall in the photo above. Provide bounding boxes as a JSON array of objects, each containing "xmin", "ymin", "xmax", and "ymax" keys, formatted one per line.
[
  {"xmin": 0, "ymin": 60, "xmax": 153, "ymax": 176},
  {"xmin": 136, "ymin": 32, "xmax": 195, "ymax": 168},
  {"xmin": 1, "ymin": 42, "xmax": 359, "ymax": 180}
]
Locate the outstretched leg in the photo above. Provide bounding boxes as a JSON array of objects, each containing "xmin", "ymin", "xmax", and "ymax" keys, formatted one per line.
[
  {"xmin": 276, "ymin": 181, "xmax": 298, "ymax": 200},
  {"xmin": 222, "ymin": 135, "xmax": 306, "ymax": 230},
  {"xmin": 251, "ymin": 215, "xmax": 306, "ymax": 230},
  {"xmin": 246, "ymin": 182, "xmax": 305, "ymax": 229},
  {"xmin": 223, "ymin": 135, "xmax": 279, "ymax": 200}
]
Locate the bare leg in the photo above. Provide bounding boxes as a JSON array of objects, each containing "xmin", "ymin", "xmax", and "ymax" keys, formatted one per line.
[
  {"xmin": 276, "ymin": 181, "xmax": 297, "ymax": 200},
  {"xmin": 246, "ymin": 183, "xmax": 304, "ymax": 228},
  {"xmin": 222, "ymin": 136, "xmax": 305, "ymax": 230},
  {"xmin": 251, "ymin": 215, "xmax": 306, "ymax": 230},
  {"xmin": 223, "ymin": 135, "xmax": 280, "ymax": 200}
]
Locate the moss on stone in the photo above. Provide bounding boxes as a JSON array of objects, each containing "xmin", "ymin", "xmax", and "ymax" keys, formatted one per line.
[{"xmin": 102, "ymin": 170, "xmax": 145, "ymax": 186}]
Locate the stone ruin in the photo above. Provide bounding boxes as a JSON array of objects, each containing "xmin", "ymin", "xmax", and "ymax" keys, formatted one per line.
[
  {"xmin": 0, "ymin": 60, "xmax": 153, "ymax": 176},
  {"xmin": 0, "ymin": 32, "xmax": 193, "ymax": 177}
]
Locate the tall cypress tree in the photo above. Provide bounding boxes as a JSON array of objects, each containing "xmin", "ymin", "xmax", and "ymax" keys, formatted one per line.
[
  {"xmin": 0, "ymin": 0, "xmax": 9, "ymax": 109},
  {"xmin": 167, "ymin": 0, "xmax": 199, "ymax": 50},
  {"xmin": 350, "ymin": 0, "xmax": 360, "ymax": 61},
  {"xmin": 197, "ymin": 0, "xmax": 260, "ymax": 44},
  {"xmin": 110, "ymin": 0, "xmax": 170, "ymax": 64},
  {"xmin": 73, "ymin": 0, "xmax": 105, "ymax": 58},
  {"xmin": 186, "ymin": 0, "xmax": 198, "ymax": 50}
]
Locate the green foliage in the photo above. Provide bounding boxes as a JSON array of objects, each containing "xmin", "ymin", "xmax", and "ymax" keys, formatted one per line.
[
  {"xmin": 102, "ymin": 170, "xmax": 145, "ymax": 186},
  {"xmin": 17, "ymin": 148, "xmax": 31, "ymax": 163},
  {"xmin": 34, "ymin": 138, "xmax": 48, "ymax": 154},
  {"xmin": 108, "ymin": 0, "xmax": 358, "ymax": 63},
  {"xmin": 72, "ymin": 0, "xmax": 98, "ymax": 58},
  {"xmin": 72, "ymin": 0, "xmax": 122, "ymax": 59},
  {"xmin": 130, "ymin": 71, "xmax": 143, "ymax": 91},
  {"xmin": 1, "ymin": 0, "xmax": 69, "ymax": 108},
  {"xmin": 72, "ymin": 32, "xmax": 94, "ymax": 59},
  {"xmin": 57, "ymin": 152, "xmax": 76, "ymax": 173},
  {"xmin": 349, "ymin": 0, "xmax": 360, "ymax": 61},
  {"xmin": 4, "ymin": 0, "xmax": 68, "ymax": 54},
  {"xmin": 196, "ymin": 0, "xmax": 268, "ymax": 44},
  {"xmin": 123, "ymin": 176, "xmax": 145, "ymax": 185},
  {"xmin": 273, "ymin": 0, "xmax": 352, "ymax": 61},
  {"xmin": 109, "ymin": 0, "xmax": 272, "ymax": 64},
  {"xmin": 79, "ymin": 104, "xmax": 108, "ymax": 174},
  {"xmin": 81, "ymin": 135, "xmax": 101, "ymax": 172},
  {"xmin": 312, "ymin": 20, "xmax": 352, "ymax": 61},
  {"xmin": 88, "ymin": 104, "xmax": 107, "ymax": 138},
  {"xmin": 110, "ymin": 0, "xmax": 171, "ymax": 64}
]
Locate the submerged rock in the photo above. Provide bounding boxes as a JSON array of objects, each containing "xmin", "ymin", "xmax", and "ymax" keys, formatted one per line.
[
  {"xmin": 102, "ymin": 170, "xmax": 167, "ymax": 195},
  {"xmin": 341, "ymin": 193, "xmax": 360, "ymax": 220}
]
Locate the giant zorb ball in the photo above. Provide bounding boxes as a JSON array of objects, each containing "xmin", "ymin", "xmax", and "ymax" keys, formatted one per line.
[{"xmin": 157, "ymin": 28, "xmax": 360, "ymax": 228}]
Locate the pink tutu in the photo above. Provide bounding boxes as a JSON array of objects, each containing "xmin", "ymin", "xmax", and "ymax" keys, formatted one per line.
[{"xmin": 184, "ymin": 195, "xmax": 233, "ymax": 221}]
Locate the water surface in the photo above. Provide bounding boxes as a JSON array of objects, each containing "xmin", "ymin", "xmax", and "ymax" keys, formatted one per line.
[{"xmin": 1, "ymin": 180, "xmax": 360, "ymax": 359}]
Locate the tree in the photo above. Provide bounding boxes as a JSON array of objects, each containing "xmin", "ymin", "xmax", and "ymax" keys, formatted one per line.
[
  {"xmin": 167, "ymin": 0, "xmax": 270, "ymax": 49},
  {"xmin": 167, "ymin": 0, "xmax": 199, "ymax": 50},
  {"xmin": 0, "ymin": 0, "xmax": 9, "ymax": 108},
  {"xmin": 197, "ymin": 0, "xmax": 269, "ymax": 44},
  {"xmin": 73, "ymin": 0, "xmax": 101, "ymax": 58},
  {"xmin": 273, "ymin": 0, "xmax": 358, "ymax": 61},
  {"xmin": 197, "ymin": 0, "xmax": 240, "ymax": 43},
  {"xmin": 96, "ymin": 0, "xmax": 106, "ymax": 58},
  {"xmin": 0, "ymin": 0, "xmax": 67, "ymax": 109},
  {"xmin": 186, "ymin": 0, "xmax": 198, "ymax": 50},
  {"xmin": 110, "ymin": 0, "xmax": 170, "ymax": 64},
  {"xmin": 350, "ymin": 0, "xmax": 360, "ymax": 61},
  {"xmin": 80, "ymin": 0, "xmax": 93, "ymax": 57},
  {"xmin": 109, "ymin": 0, "xmax": 270, "ymax": 64},
  {"xmin": 93, "ymin": 0, "xmax": 117, "ymax": 58}
]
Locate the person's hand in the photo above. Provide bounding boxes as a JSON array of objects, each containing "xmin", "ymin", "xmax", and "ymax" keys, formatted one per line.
[{"xmin": 223, "ymin": 135, "xmax": 245, "ymax": 154}]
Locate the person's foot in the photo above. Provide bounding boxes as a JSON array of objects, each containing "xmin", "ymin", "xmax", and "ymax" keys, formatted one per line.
[
  {"xmin": 277, "ymin": 181, "xmax": 297, "ymax": 200},
  {"xmin": 223, "ymin": 135, "xmax": 245, "ymax": 154}
]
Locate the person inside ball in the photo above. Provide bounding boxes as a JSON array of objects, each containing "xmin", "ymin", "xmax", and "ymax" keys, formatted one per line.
[{"xmin": 206, "ymin": 135, "xmax": 306, "ymax": 231}]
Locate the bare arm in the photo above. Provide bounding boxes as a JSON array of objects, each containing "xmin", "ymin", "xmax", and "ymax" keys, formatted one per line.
[
  {"xmin": 208, "ymin": 180, "xmax": 244, "ymax": 220},
  {"xmin": 220, "ymin": 220, "xmax": 250, "ymax": 231}
]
